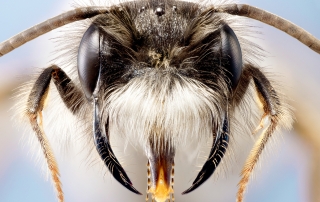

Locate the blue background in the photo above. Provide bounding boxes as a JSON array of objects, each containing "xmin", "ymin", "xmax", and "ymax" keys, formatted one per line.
[{"xmin": 0, "ymin": 0, "xmax": 319, "ymax": 202}]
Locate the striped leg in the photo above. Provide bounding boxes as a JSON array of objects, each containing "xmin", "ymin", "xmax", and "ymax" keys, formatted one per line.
[
  {"xmin": 26, "ymin": 65, "xmax": 84, "ymax": 202},
  {"xmin": 237, "ymin": 65, "xmax": 290, "ymax": 202}
]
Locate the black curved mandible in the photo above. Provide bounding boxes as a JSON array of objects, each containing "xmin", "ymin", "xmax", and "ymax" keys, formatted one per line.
[
  {"xmin": 182, "ymin": 117, "xmax": 229, "ymax": 194},
  {"xmin": 93, "ymin": 98, "xmax": 141, "ymax": 195}
]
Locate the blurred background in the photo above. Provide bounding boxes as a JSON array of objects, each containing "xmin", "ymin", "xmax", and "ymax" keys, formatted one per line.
[{"xmin": 0, "ymin": 0, "xmax": 319, "ymax": 201}]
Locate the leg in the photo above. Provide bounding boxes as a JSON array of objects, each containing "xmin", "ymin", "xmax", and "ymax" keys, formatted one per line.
[
  {"xmin": 236, "ymin": 64, "xmax": 292, "ymax": 202},
  {"xmin": 26, "ymin": 65, "xmax": 85, "ymax": 202}
]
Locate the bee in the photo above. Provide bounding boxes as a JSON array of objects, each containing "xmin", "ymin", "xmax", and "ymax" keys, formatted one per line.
[{"xmin": 0, "ymin": 0, "xmax": 319, "ymax": 202}]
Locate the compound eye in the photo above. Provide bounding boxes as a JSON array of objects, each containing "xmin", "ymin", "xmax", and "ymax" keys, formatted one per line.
[
  {"xmin": 78, "ymin": 24, "xmax": 101, "ymax": 100},
  {"xmin": 220, "ymin": 24, "xmax": 243, "ymax": 90}
]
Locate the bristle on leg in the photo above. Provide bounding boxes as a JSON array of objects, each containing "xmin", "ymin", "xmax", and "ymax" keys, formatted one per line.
[
  {"xmin": 147, "ymin": 161, "xmax": 151, "ymax": 202},
  {"xmin": 29, "ymin": 112, "xmax": 63, "ymax": 202},
  {"xmin": 237, "ymin": 118, "xmax": 277, "ymax": 202},
  {"xmin": 252, "ymin": 113, "xmax": 269, "ymax": 134},
  {"xmin": 237, "ymin": 65, "xmax": 291, "ymax": 202}
]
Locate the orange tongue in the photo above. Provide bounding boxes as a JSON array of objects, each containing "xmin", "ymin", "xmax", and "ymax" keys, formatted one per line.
[{"xmin": 148, "ymin": 165, "xmax": 173, "ymax": 202}]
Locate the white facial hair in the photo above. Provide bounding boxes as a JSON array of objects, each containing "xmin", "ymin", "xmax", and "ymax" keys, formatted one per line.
[{"xmin": 103, "ymin": 69, "xmax": 225, "ymax": 153}]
